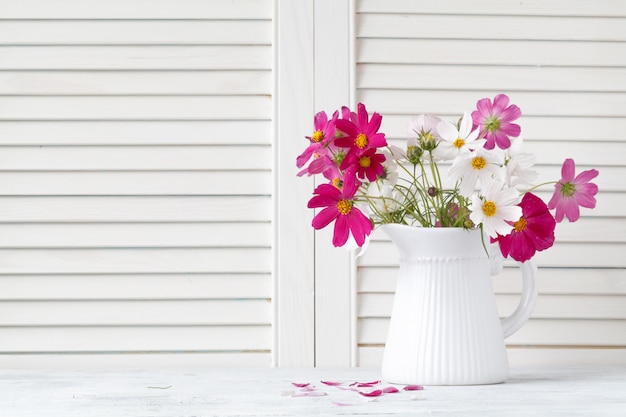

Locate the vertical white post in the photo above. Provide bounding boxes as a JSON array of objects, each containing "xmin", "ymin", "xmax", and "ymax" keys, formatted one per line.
[
  {"xmin": 313, "ymin": 0, "xmax": 354, "ymax": 367},
  {"xmin": 274, "ymin": 0, "xmax": 316, "ymax": 367}
]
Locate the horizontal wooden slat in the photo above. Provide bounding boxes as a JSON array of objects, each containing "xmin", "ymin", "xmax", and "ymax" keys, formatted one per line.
[
  {"xmin": 379, "ymin": 114, "xmax": 626, "ymax": 142},
  {"xmin": 0, "ymin": 21, "xmax": 271, "ymax": 45},
  {"xmin": 357, "ymin": 14, "xmax": 626, "ymax": 41},
  {"xmin": 360, "ymin": 241, "xmax": 626, "ymax": 268},
  {"xmin": 358, "ymin": 318, "xmax": 626, "ymax": 346},
  {"xmin": 0, "ymin": 248, "xmax": 271, "ymax": 274},
  {"xmin": 0, "ymin": 299, "xmax": 271, "ymax": 326},
  {"xmin": 0, "ymin": 71, "xmax": 271, "ymax": 95},
  {"xmin": 358, "ymin": 293, "xmax": 626, "ymax": 320},
  {"xmin": 356, "ymin": 0, "xmax": 626, "ymax": 17},
  {"xmin": 359, "ymin": 267, "xmax": 626, "ymax": 295},
  {"xmin": 0, "ymin": 352, "xmax": 272, "ymax": 369},
  {"xmin": 0, "ymin": 171, "xmax": 271, "ymax": 195},
  {"xmin": 0, "ymin": 222, "xmax": 271, "ymax": 248},
  {"xmin": 0, "ymin": 145, "xmax": 271, "ymax": 171},
  {"xmin": 0, "ymin": 120, "xmax": 272, "ymax": 145},
  {"xmin": 0, "ymin": 274, "xmax": 272, "ymax": 300},
  {"xmin": 0, "ymin": 96, "xmax": 271, "ymax": 120},
  {"xmin": 0, "ymin": 46, "xmax": 271, "ymax": 70},
  {"xmin": 358, "ymin": 39, "xmax": 626, "ymax": 67},
  {"xmin": 358, "ymin": 90, "xmax": 626, "ymax": 117},
  {"xmin": 0, "ymin": 325, "xmax": 271, "ymax": 352},
  {"xmin": 0, "ymin": 0, "xmax": 273, "ymax": 19},
  {"xmin": 0, "ymin": 196, "xmax": 271, "ymax": 222},
  {"xmin": 357, "ymin": 346, "xmax": 626, "ymax": 368},
  {"xmin": 357, "ymin": 65, "xmax": 626, "ymax": 93}
]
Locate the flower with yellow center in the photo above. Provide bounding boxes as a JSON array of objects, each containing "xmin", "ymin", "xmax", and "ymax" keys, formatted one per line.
[
  {"xmin": 469, "ymin": 182, "xmax": 521, "ymax": 237},
  {"xmin": 449, "ymin": 149, "xmax": 505, "ymax": 197},
  {"xmin": 433, "ymin": 111, "xmax": 484, "ymax": 161}
]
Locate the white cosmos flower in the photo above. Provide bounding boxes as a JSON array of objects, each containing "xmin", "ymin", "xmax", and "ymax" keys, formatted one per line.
[
  {"xmin": 434, "ymin": 111, "xmax": 485, "ymax": 161},
  {"xmin": 469, "ymin": 182, "xmax": 522, "ymax": 238},
  {"xmin": 448, "ymin": 148, "xmax": 505, "ymax": 197},
  {"xmin": 367, "ymin": 180, "xmax": 401, "ymax": 216},
  {"xmin": 505, "ymin": 136, "xmax": 538, "ymax": 188}
]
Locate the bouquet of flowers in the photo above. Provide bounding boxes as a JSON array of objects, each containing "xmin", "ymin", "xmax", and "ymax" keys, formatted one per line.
[{"xmin": 296, "ymin": 94, "xmax": 599, "ymax": 262}]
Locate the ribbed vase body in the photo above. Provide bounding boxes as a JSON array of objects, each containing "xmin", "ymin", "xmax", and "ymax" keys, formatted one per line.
[{"xmin": 381, "ymin": 225, "xmax": 510, "ymax": 385}]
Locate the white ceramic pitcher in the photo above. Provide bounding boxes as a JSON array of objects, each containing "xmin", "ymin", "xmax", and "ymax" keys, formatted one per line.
[{"xmin": 381, "ymin": 224, "xmax": 537, "ymax": 385}]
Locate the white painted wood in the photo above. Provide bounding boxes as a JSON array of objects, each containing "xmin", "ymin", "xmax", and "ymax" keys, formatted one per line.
[
  {"xmin": 0, "ymin": 146, "xmax": 272, "ymax": 171},
  {"xmin": 0, "ymin": 223, "xmax": 272, "ymax": 248},
  {"xmin": 0, "ymin": 21, "xmax": 272, "ymax": 44},
  {"xmin": 0, "ymin": 171, "xmax": 272, "ymax": 195},
  {"xmin": 352, "ymin": 1, "xmax": 626, "ymax": 368},
  {"xmin": 0, "ymin": 326, "xmax": 271, "ymax": 351},
  {"xmin": 0, "ymin": 46, "xmax": 271, "ymax": 70},
  {"xmin": 0, "ymin": 121, "xmax": 272, "ymax": 145},
  {"xmin": 312, "ymin": 0, "xmax": 353, "ymax": 368},
  {"xmin": 0, "ymin": 0, "xmax": 273, "ymax": 19},
  {"xmin": 0, "ymin": 367, "xmax": 624, "ymax": 416},
  {"xmin": 356, "ymin": 0, "xmax": 626, "ymax": 16},
  {"xmin": 0, "ymin": 248, "xmax": 271, "ymax": 274},
  {"xmin": 0, "ymin": 196, "xmax": 272, "ymax": 222},
  {"xmin": 0, "ymin": 274, "xmax": 272, "ymax": 300},
  {"xmin": 0, "ymin": 71, "xmax": 272, "ymax": 95},
  {"xmin": 0, "ymin": 96, "xmax": 271, "ymax": 120},
  {"xmin": 274, "ymin": 0, "xmax": 316, "ymax": 367}
]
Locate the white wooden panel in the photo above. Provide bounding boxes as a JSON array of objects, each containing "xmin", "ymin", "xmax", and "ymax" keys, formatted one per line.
[
  {"xmin": 0, "ymin": 326, "xmax": 271, "ymax": 352},
  {"xmin": 0, "ymin": 21, "xmax": 271, "ymax": 45},
  {"xmin": 360, "ymin": 241, "xmax": 626, "ymax": 268},
  {"xmin": 0, "ymin": 196, "xmax": 271, "ymax": 222},
  {"xmin": 0, "ymin": 171, "xmax": 271, "ymax": 195},
  {"xmin": 0, "ymin": 121, "xmax": 272, "ymax": 145},
  {"xmin": 359, "ymin": 267, "xmax": 626, "ymax": 296},
  {"xmin": 0, "ymin": 352, "xmax": 272, "ymax": 369},
  {"xmin": 358, "ymin": 318, "xmax": 626, "ymax": 346},
  {"xmin": 0, "ymin": 96, "xmax": 270, "ymax": 120},
  {"xmin": 358, "ymin": 39, "xmax": 626, "ymax": 67},
  {"xmin": 0, "ymin": 146, "xmax": 271, "ymax": 171},
  {"xmin": 0, "ymin": 300, "xmax": 271, "ymax": 326},
  {"xmin": 0, "ymin": 223, "xmax": 271, "ymax": 248},
  {"xmin": 358, "ymin": 14, "xmax": 626, "ymax": 41},
  {"xmin": 0, "ymin": 71, "xmax": 272, "ymax": 95},
  {"xmin": 357, "ymin": 65, "xmax": 626, "ymax": 93},
  {"xmin": 0, "ymin": 248, "xmax": 271, "ymax": 274},
  {"xmin": 357, "ymin": 347, "xmax": 626, "ymax": 367},
  {"xmin": 0, "ymin": 274, "xmax": 271, "ymax": 300},
  {"xmin": 356, "ymin": 0, "xmax": 626, "ymax": 17},
  {"xmin": 358, "ymin": 293, "xmax": 626, "ymax": 320},
  {"xmin": 380, "ymin": 114, "xmax": 626, "ymax": 142},
  {"xmin": 0, "ymin": 46, "xmax": 271, "ymax": 70},
  {"xmin": 358, "ymin": 90, "xmax": 626, "ymax": 117}
]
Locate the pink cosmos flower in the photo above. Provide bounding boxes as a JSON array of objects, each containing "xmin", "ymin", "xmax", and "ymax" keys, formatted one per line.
[
  {"xmin": 548, "ymin": 158, "xmax": 599, "ymax": 222},
  {"xmin": 296, "ymin": 110, "xmax": 337, "ymax": 169},
  {"xmin": 307, "ymin": 180, "xmax": 373, "ymax": 247},
  {"xmin": 343, "ymin": 147, "xmax": 386, "ymax": 184},
  {"xmin": 472, "ymin": 94, "xmax": 521, "ymax": 150},
  {"xmin": 493, "ymin": 192, "xmax": 556, "ymax": 262},
  {"xmin": 335, "ymin": 103, "xmax": 387, "ymax": 166}
]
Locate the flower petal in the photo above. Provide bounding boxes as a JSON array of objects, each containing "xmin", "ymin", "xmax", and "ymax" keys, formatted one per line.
[
  {"xmin": 403, "ymin": 385, "xmax": 424, "ymax": 391},
  {"xmin": 358, "ymin": 389, "xmax": 383, "ymax": 397}
]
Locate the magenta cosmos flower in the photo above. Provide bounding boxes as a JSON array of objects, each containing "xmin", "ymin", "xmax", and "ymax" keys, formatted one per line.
[
  {"xmin": 493, "ymin": 192, "xmax": 556, "ymax": 262},
  {"xmin": 548, "ymin": 158, "xmax": 599, "ymax": 222},
  {"xmin": 343, "ymin": 147, "xmax": 386, "ymax": 185},
  {"xmin": 472, "ymin": 94, "xmax": 521, "ymax": 150},
  {"xmin": 296, "ymin": 110, "xmax": 337, "ymax": 169},
  {"xmin": 335, "ymin": 103, "xmax": 387, "ymax": 167},
  {"xmin": 307, "ymin": 180, "xmax": 372, "ymax": 247}
]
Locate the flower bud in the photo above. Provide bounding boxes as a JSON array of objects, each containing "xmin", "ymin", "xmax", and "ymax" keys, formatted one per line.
[
  {"xmin": 427, "ymin": 186, "xmax": 438, "ymax": 197},
  {"xmin": 419, "ymin": 132, "xmax": 438, "ymax": 151},
  {"xmin": 406, "ymin": 145, "xmax": 423, "ymax": 164}
]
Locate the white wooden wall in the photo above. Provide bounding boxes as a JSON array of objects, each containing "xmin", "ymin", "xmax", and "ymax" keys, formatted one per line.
[
  {"xmin": 0, "ymin": 0, "xmax": 274, "ymax": 368},
  {"xmin": 354, "ymin": 0, "xmax": 626, "ymax": 366},
  {"xmin": 1, "ymin": 0, "xmax": 624, "ymax": 370}
]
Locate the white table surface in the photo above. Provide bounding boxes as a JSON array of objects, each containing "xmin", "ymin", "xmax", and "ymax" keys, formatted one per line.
[{"xmin": 1, "ymin": 366, "xmax": 625, "ymax": 417}]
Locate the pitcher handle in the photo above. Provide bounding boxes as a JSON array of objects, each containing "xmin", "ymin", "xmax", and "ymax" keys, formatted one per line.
[{"xmin": 499, "ymin": 260, "xmax": 538, "ymax": 338}]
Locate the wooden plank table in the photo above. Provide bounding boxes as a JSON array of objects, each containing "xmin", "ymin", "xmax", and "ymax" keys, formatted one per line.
[{"xmin": 1, "ymin": 366, "xmax": 624, "ymax": 416}]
